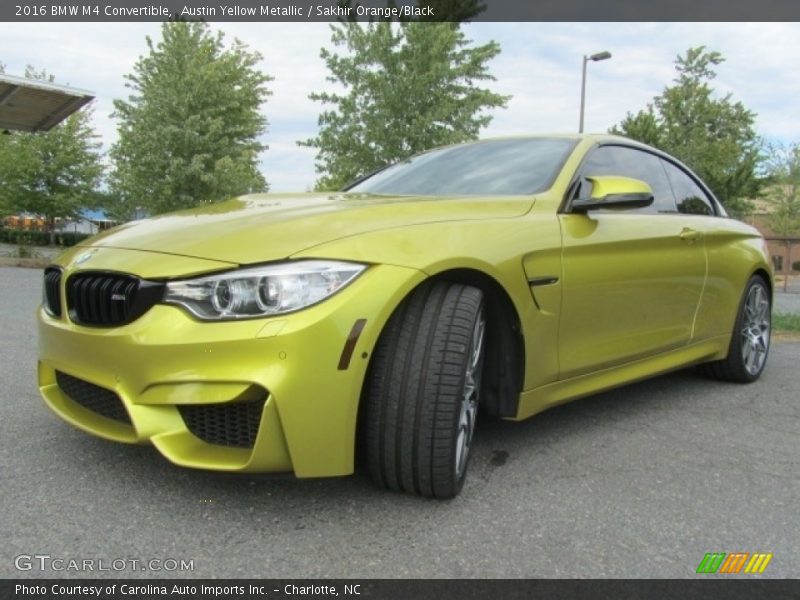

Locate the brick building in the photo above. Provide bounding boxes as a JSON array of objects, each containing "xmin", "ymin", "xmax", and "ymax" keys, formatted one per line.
[{"xmin": 744, "ymin": 213, "xmax": 799, "ymax": 275}]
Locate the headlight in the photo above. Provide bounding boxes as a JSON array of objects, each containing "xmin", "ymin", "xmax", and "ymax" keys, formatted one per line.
[{"xmin": 164, "ymin": 260, "xmax": 366, "ymax": 320}]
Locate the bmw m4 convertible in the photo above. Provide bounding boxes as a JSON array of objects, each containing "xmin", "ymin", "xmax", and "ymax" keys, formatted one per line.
[{"xmin": 38, "ymin": 134, "xmax": 772, "ymax": 498}]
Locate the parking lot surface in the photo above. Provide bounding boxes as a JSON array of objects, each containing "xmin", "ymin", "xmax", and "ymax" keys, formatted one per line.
[{"xmin": 1, "ymin": 267, "xmax": 797, "ymax": 578}]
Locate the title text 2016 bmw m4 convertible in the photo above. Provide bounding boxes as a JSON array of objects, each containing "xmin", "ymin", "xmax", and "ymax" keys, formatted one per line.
[{"xmin": 38, "ymin": 134, "xmax": 772, "ymax": 498}]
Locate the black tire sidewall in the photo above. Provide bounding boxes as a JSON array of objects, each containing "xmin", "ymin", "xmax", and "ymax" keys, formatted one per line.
[
  {"xmin": 362, "ymin": 281, "xmax": 487, "ymax": 499},
  {"xmin": 448, "ymin": 296, "xmax": 486, "ymax": 496}
]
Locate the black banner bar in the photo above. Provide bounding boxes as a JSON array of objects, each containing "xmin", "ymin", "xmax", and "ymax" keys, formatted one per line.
[
  {"xmin": 1, "ymin": 0, "xmax": 799, "ymax": 22},
  {"xmin": 3, "ymin": 579, "xmax": 800, "ymax": 600}
]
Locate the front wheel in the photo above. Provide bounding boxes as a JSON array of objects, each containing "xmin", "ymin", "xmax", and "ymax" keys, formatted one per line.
[
  {"xmin": 701, "ymin": 275, "xmax": 771, "ymax": 383},
  {"xmin": 363, "ymin": 281, "xmax": 486, "ymax": 499}
]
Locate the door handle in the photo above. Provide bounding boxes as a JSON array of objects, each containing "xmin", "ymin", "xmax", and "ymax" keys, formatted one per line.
[{"xmin": 679, "ymin": 227, "xmax": 701, "ymax": 242}]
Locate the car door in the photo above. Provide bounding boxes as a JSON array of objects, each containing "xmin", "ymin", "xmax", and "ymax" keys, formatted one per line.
[
  {"xmin": 557, "ymin": 144, "xmax": 707, "ymax": 379},
  {"xmin": 658, "ymin": 157, "xmax": 730, "ymax": 342}
]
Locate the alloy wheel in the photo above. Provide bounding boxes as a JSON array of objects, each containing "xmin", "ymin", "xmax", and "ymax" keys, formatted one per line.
[{"xmin": 741, "ymin": 283, "xmax": 770, "ymax": 376}]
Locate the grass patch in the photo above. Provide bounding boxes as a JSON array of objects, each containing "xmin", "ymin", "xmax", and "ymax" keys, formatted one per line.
[{"xmin": 774, "ymin": 312, "xmax": 800, "ymax": 332}]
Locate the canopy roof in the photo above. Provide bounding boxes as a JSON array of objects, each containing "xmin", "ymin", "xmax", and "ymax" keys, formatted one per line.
[{"xmin": 0, "ymin": 73, "xmax": 94, "ymax": 132}]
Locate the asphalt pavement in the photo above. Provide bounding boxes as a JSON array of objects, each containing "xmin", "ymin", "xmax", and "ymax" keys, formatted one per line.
[
  {"xmin": 776, "ymin": 291, "xmax": 800, "ymax": 314},
  {"xmin": 1, "ymin": 267, "xmax": 798, "ymax": 579}
]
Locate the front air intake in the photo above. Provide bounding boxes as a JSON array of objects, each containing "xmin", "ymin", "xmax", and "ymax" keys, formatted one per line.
[
  {"xmin": 178, "ymin": 397, "xmax": 266, "ymax": 448},
  {"xmin": 55, "ymin": 371, "xmax": 131, "ymax": 425}
]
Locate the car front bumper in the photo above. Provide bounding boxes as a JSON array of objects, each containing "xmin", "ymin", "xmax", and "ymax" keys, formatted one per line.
[{"xmin": 38, "ymin": 260, "xmax": 424, "ymax": 477}]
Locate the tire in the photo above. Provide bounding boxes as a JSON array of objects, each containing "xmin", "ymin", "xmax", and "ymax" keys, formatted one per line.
[
  {"xmin": 363, "ymin": 281, "xmax": 486, "ymax": 499},
  {"xmin": 701, "ymin": 275, "xmax": 771, "ymax": 383}
]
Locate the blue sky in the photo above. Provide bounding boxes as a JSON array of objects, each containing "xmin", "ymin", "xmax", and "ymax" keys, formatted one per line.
[{"xmin": 2, "ymin": 22, "xmax": 799, "ymax": 191}]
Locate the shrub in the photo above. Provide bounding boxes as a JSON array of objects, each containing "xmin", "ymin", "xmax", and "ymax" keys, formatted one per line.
[
  {"xmin": 0, "ymin": 229, "xmax": 49, "ymax": 246},
  {"xmin": 0, "ymin": 228, "xmax": 92, "ymax": 247},
  {"xmin": 56, "ymin": 232, "xmax": 92, "ymax": 247}
]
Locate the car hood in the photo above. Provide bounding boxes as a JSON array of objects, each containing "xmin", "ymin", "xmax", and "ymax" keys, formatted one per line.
[{"xmin": 85, "ymin": 193, "xmax": 534, "ymax": 265}]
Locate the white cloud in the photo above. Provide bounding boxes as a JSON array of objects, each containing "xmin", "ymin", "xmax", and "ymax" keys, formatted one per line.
[{"xmin": 2, "ymin": 22, "xmax": 799, "ymax": 192}]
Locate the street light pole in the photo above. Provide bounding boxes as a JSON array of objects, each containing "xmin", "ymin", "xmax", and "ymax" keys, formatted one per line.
[{"xmin": 579, "ymin": 51, "xmax": 612, "ymax": 133}]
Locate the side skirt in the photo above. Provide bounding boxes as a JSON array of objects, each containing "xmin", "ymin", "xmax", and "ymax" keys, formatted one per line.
[{"xmin": 512, "ymin": 334, "xmax": 731, "ymax": 421}]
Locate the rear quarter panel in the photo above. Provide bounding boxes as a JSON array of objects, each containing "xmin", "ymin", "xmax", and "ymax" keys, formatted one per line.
[{"xmin": 693, "ymin": 217, "xmax": 772, "ymax": 341}]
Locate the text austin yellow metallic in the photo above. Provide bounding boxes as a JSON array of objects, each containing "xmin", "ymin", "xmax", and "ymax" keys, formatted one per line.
[{"xmin": 38, "ymin": 135, "xmax": 772, "ymax": 498}]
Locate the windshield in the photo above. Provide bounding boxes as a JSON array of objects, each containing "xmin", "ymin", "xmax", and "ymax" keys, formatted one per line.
[{"xmin": 346, "ymin": 138, "xmax": 577, "ymax": 196}]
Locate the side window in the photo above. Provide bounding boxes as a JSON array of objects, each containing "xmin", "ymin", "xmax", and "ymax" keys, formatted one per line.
[
  {"xmin": 579, "ymin": 145, "xmax": 677, "ymax": 214},
  {"xmin": 661, "ymin": 160, "xmax": 716, "ymax": 216}
]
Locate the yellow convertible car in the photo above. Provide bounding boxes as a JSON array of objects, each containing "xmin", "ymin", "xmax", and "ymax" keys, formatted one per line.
[{"xmin": 38, "ymin": 134, "xmax": 772, "ymax": 498}]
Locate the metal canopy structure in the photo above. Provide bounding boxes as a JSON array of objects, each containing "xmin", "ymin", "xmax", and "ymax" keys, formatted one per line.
[{"xmin": 0, "ymin": 73, "xmax": 94, "ymax": 132}]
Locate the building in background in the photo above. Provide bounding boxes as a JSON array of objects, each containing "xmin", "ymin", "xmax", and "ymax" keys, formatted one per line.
[{"xmin": 744, "ymin": 199, "xmax": 799, "ymax": 289}]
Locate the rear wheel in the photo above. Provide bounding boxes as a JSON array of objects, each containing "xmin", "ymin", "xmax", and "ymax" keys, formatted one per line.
[
  {"xmin": 701, "ymin": 275, "xmax": 771, "ymax": 383},
  {"xmin": 363, "ymin": 281, "xmax": 485, "ymax": 499}
]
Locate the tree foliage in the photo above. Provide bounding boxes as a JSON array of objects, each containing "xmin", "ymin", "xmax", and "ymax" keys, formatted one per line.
[
  {"xmin": 762, "ymin": 142, "xmax": 800, "ymax": 289},
  {"xmin": 764, "ymin": 143, "xmax": 800, "ymax": 237},
  {"xmin": 612, "ymin": 47, "xmax": 761, "ymax": 217},
  {"xmin": 0, "ymin": 67, "xmax": 103, "ymax": 234},
  {"xmin": 110, "ymin": 22, "xmax": 272, "ymax": 218},
  {"xmin": 301, "ymin": 22, "xmax": 509, "ymax": 190}
]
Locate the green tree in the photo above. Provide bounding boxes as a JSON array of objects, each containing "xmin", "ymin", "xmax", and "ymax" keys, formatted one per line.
[
  {"xmin": 0, "ymin": 59, "xmax": 9, "ymax": 217},
  {"xmin": 612, "ymin": 47, "xmax": 761, "ymax": 217},
  {"xmin": 110, "ymin": 22, "xmax": 272, "ymax": 218},
  {"xmin": 0, "ymin": 136, "xmax": 17, "ymax": 218},
  {"xmin": 764, "ymin": 143, "xmax": 800, "ymax": 236},
  {"xmin": 0, "ymin": 66, "xmax": 103, "ymax": 241},
  {"xmin": 301, "ymin": 22, "xmax": 509, "ymax": 190},
  {"xmin": 763, "ymin": 143, "xmax": 800, "ymax": 289}
]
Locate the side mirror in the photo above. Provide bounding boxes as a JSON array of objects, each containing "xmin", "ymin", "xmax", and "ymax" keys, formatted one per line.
[{"xmin": 571, "ymin": 176, "xmax": 654, "ymax": 213}]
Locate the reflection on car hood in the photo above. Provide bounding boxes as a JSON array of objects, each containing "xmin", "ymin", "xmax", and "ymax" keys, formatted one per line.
[{"xmin": 85, "ymin": 193, "xmax": 535, "ymax": 265}]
